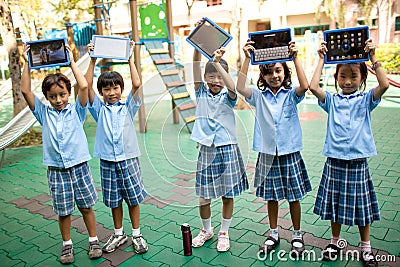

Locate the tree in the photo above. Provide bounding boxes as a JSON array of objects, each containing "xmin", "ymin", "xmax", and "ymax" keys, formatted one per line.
[
  {"xmin": 356, "ymin": 0, "xmax": 378, "ymax": 26},
  {"xmin": 315, "ymin": 0, "xmax": 346, "ymax": 29},
  {"xmin": 0, "ymin": 0, "xmax": 25, "ymax": 116}
]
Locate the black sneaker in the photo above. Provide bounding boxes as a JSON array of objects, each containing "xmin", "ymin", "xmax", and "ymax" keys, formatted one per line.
[{"xmin": 361, "ymin": 251, "xmax": 378, "ymax": 267}]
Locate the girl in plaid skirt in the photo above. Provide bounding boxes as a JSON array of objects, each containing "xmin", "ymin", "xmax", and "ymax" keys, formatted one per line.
[
  {"xmin": 309, "ymin": 39, "xmax": 389, "ymax": 267},
  {"xmin": 237, "ymin": 40, "xmax": 311, "ymax": 257},
  {"xmin": 190, "ymin": 37, "xmax": 248, "ymax": 252}
]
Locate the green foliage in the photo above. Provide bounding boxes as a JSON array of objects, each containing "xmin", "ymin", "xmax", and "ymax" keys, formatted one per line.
[
  {"xmin": 376, "ymin": 43, "xmax": 400, "ymax": 74},
  {"xmin": 0, "ymin": 69, "xmax": 10, "ymax": 79}
]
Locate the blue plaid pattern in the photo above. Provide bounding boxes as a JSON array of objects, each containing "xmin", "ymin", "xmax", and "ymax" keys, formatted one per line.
[
  {"xmin": 48, "ymin": 162, "xmax": 98, "ymax": 216},
  {"xmin": 313, "ymin": 157, "xmax": 380, "ymax": 226},
  {"xmin": 255, "ymin": 152, "xmax": 311, "ymax": 202},
  {"xmin": 196, "ymin": 144, "xmax": 249, "ymax": 199},
  {"xmin": 100, "ymin": 158, "xmax": 147, "ymax": 208}
]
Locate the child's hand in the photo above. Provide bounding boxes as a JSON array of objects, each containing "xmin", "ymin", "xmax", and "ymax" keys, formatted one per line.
[
  {"xmin": 242, "ymin": 39, "xmax": 254, "ymax": 58},
  {"xmin": 65, "ymin": 44, "xmax": 74, "ymax": 63},
  {"xmin": 317, "ymin": 41, "xmax": 327, "ymax": 59},
  {"xmin": 87, "ymin": 42, "xmax": 94, "ymax": 56},
  {"xmin": 22, "ymin": 44, "xmax": 30, "ymax": 63},
  {"xmin": 213, "ymin": 48, "xmax": 225, "ymax": 63},
  {"xmin": 129, "ymin": 40, "xmax": 135, "ymax": 60},
  {"xmin": 288, "ymin": 41, "xmax": 298, "ymax": 58},
  {"xmin": 364, "ymin": 38, "xmax": 376, "ymax": 56},
  {"xmin": 194, "ymin": 18, "xmax": 204, "ymax": 27}
]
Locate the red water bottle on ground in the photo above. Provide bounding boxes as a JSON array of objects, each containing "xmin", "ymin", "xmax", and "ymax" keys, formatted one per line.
[{"xmin": 181, "ymin": 223, "xmax": 192, "ymax": 256}]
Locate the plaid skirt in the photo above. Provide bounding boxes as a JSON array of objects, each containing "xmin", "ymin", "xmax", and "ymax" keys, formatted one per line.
[
  {"xmin": 313, "ymin": 157, "xmax": 380, "ymax": 226},
  {"xmin": 196, "ymin": 144, "xmax": 249, "ymax": 199},
  {"xmin": 48, "ymin": 162, "xmax": 98, "ymax": 216},
  {"xmin": 100, "ymin": 158, "xmax": 147, "ymax": 208},
  {"xmin": 255, "ymin": 152, "xmax": 311, "ymax": 202}
]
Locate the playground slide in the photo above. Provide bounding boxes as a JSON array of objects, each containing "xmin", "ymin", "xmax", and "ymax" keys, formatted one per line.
[{"xmin": 0, "ymin": 54, "xmax": 92, "ymax": 168}]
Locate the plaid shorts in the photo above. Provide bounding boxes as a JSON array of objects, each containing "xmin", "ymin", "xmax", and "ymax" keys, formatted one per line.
[
  {"xmin": 313, "ymin": 157, "xmax": 380, "ymax": 226},
  {"xmin": 196, "ymin": 144, "xmax": 249, "ymax": 199},
  {"xmin": 255, "ymin": 152, "xmax": 311, "ymax": 202},
  {"xmin": 47, "ymin": 162, "xmax": 98, "ymax": 216},
  {"xmin": 100, "ymin": 158, "xmax": 147, "ymax": 208}
]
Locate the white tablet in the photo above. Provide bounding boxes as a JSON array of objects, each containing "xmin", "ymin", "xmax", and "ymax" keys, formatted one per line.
[
  {"xmin": 90, "ymin": 35, "xmax": 130, "ymax": 60},
  {"xmin": 186, "ymin": 17, "xmax": 232, "ymax": 60}
]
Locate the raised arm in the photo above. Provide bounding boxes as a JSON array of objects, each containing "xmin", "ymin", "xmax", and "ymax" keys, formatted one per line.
[
  {"xmin": 365, "ymin": 39, "xmax": 390, "ymax": 100},
  {"xmin": 85, "ymin": 42, "xmax": 97, "ymax": 105},
  {"xmin": 193, "ymin": 48, "xmax": 202, "ymax": 91},
  {"xmin": 309, "ymin": 42, "xmax": 327, "ymax": 102},
  {"xmin": 289, "ymin": 41, "xmax": 308, "ymax": 97},
  {"xmin": 212, "ymin": 48, "xmax": 236, "ymax": 99},
  {"xmin": 236, "ymin": 40, "xmax": 254, "ymax": 99},
  {"xmin": 68, "ymin": 45, "xmax": 88, "ymax": 107},
  {"xmin": 20, "ymin": 44, "xmax": 35, "ymax": 110},
  {"xmin": 128, "ymin": 41, "xmax": 142, "ymax": 102}
]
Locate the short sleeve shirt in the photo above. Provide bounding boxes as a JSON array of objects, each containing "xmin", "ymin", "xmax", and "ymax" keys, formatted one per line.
[
  {"xmin": 319, "ymin": 89, "xmax": 380, "ymax": 160},
  {"xmin": 32, "ymin": 95, "xmax": 91, "ymax": 168},
  {"xmin": 190, "ymin": 82, "xmax": 238, "ymax": 147},
  {"xmin": 89, "ymin": 93, "xmax": 141, "ymax": 161}
]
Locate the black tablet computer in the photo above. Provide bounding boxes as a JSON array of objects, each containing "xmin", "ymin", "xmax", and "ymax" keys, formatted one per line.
[
  {"xmin": 248, "ymin": 28, "xmax": 293, "ymax": 65},
  {"xmin": 186, "ymin": 17, "xmax": 233, "ymax": 60},
  {"xmin": 26, "ymin": 38, "xmax": 70, "ymax": 69},
  {"xmin": 90, "ymin": 35, "xmax": 130, "ymax": 60},
  {"xmin": 324, "ymin": 26, "xmax": 369, "ymax": 64}
]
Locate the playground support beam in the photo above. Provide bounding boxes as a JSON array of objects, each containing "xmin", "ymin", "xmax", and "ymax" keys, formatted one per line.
[
  {"xmin": 165, "ymin": 0, "xmax": 179, "ymax": 124},
  {"xmin": 129, "ymin": 0, "xmax": 147, "ymax": 133}
]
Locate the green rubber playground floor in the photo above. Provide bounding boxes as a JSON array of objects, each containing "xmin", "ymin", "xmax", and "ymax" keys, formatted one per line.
[{"xmin": 0, "ymin": 75, "xmax": 399, "ymax": 266}]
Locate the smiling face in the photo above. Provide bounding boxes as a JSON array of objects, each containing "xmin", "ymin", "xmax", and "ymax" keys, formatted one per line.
[
  {"xmin": 335, "ymin": 64, "xmax": 366, "ymax": 95},
  {"xmin": 100, "ymin": 83, "xmax": 122, "ymax": 105},
  {"xmin": 46, "ymin": 82, "xmax": 70, "ymax": 111},
  {"xmin": 204, "ymin": 71, "xmax": 225, "ymax": 95},
  {"xmin": 261, "ymin": 63, "xmax": 285, "ymax": 91}
]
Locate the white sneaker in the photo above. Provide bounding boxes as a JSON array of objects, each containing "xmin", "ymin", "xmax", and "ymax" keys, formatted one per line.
[
  {"xmin": 217, "ymin": 232, "xmax": 230, "ymax": 252},
  {"xmin": 102, "ymin": 233, "xmax": 128, "ymax": 253},
  {"xmin": 192, "ymin": 228, "xmax": 214, "ymax": 247}
]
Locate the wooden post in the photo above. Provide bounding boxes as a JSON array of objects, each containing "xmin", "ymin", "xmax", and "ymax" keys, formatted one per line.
[
  {"xmin": 129, "ymin": 0, "xmax": 146, "ymax": 133},
  {"xmin": 165, "ymin": 0, "xmax": 179, "ymax": 124}
]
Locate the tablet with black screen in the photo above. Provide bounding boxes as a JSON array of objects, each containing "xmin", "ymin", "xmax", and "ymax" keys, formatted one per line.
[
  {"xmin": 249, "ymin": 28, "xmax": 293, "ymax": 65},
  {"xmin": 186, "ymin": 17, "xmax": 232, "ymax": 60},
  {"xmin": 27, "ymin": 38, "xmax": 70, "ymax": 69},
  {"xmin": 90, "ymin": 35, "xmax": 130, "ymax": 60},
  {"xmin": 324, "ymin": 26, "xmax": 369, "ymax": 64}
]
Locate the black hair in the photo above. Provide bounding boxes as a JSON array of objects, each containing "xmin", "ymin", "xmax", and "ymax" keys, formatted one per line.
[
  {"xmin": 204, "ymin": 58, "xmax": 229, "ymax": 74},
  {"xmin": 97, "ymin": 71, "xmax": 124, "ymax": 94},
  {"xmin": 334, "ymin": 62, "xmax": 367, "ymax": 92},
  {"xmin": 42, "ymin": 73, "xmax": 71, "ymax": 97},
  {"xmin": 257, "ymin": 62, "xmax": 292, "ymax": 91}
]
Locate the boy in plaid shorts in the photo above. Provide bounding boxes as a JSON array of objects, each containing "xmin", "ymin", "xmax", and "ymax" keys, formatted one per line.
[
  {"xmin": 21, "ymin": 44, "xmax": 102, "ymax": 264},
  {"xmin": 190, "ymin": 24, "xmax": 249, "ymax": 252},
  {"xmin": 85, "ymin": 41, "xmax": 148, "ymax": 254}
]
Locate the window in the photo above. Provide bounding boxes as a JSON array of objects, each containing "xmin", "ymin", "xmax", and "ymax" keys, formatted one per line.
[
  {"xmin": 256, "ymin": 22, "xmax": 271, "ymax": 31},
  {"xmin": 396, "ymin": 16, "xmax": 400, "ymax": 31},
  {"xmin": 294, "ymin": 24, "xmax": 329, "ymax": 36},
  {"xmin": 206, "ymin": 0, "xmax": 222, "ymax": 6}
]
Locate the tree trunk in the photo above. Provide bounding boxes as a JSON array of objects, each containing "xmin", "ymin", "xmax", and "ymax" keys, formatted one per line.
[{"xmin": 0, "ymin": 0, "xmax": 26, "ymax": 116}]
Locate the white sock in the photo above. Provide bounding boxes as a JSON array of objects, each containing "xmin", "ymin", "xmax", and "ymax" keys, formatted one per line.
[
  {"xmin": 201, "ymin": 217, "xmax": 212, "ymax": 233},
  {"xmin": 88, "ymin": 236, "xmax": 98, "ymax": 242},
  {"xmin": 132, "ymin": 228, "xmax": 141, "ymax": 236},
  {"xmin": 220, "ymin": 218, "xmax": 232, "ymax": 233},
  {"xmin": 114, "ymin": 227, "xmax": 124, "ymax": 236},
  {"xmin": 292, "ymin": 230, "xmax": 303, "ymax": 248},
  {"xmin": 63, "ymin": 239, "xmax": 73, "ymax": 246}
]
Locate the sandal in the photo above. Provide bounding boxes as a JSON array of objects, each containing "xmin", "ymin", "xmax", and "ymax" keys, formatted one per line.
[
  {"xmin": 258, "ymin": 236, "xmax": 280, "ymax": 256},
  {"xmin": 361, "ymin": 251, "xmax": 378, "ymax": 267},
  {"xmin": 322, "ymin": 243, "xmax": 341, "ymax": 261},
  {"xmin": 290, "ymin": 238, "xmax": 305, "ymax": 258}
]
